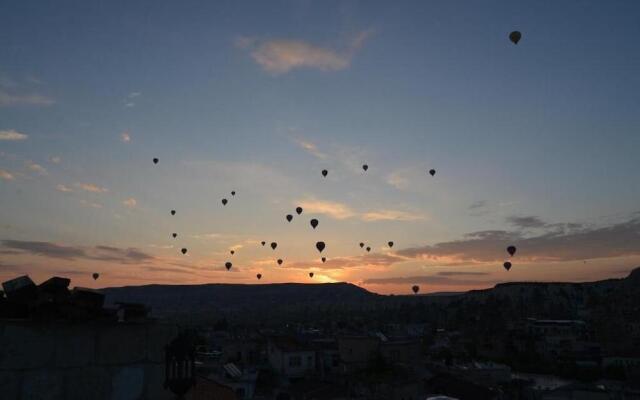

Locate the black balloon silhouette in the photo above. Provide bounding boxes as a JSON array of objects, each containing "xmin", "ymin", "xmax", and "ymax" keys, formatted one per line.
[
  {"xmin": 277, "ymin": 259, "xmax": 283, "ymax": 265},
  {"xmin": 359, "ymin": 242, "xmax": 365, "ymax": 248},
  {"xmin": 296, "ymin": 207, "xmax": 303, "ymax": 215},
  {"xmin": 509, "ymin": 31, "xmax": 522, "ymax": 44},
  {"xmin": 170, "ymin": 210, "xmax": 176, "ymax": 216},
  {"xmin": 316, "ymin": 241, "xmax": 325, "ymax": 253},
  {"xmin": 231, "ymin": 191, "xmax": 236, "ymax": 196},
  {"xmin": 388, "ymin": 241, "xmax": 394, "ymax": 248},
  {"xmin": 507, "ymin": 245, "xmax": 517, "ymax": 256},
  {"xmin": 366, "ymin": 246, "xmax": 371, "ymax": 252},
  {"xmin": 256, "ymin": 273, "xmax": 262, "ymax": 280},
  {"xmin": 221, "ymin": 198, "xmax": 228, "ymax": 206},
  {"xmin": 321, "ymin": 257, "xmax": 326, "ymax": 263},
  {"xmin": 309, "ymin": 272, "xmax": 314, "ymax": 278},
  {"xmin": 429, "ymin": 169, "xmax": 436, "ymax": 177},
  {"xmin": 310, "ymin": 219, "xmax": 319, "ymax": 229},
  {"xmin": 412, "ymin": 285, "xmax": 420, "ymax": 294},
  {"xmin": 225, "ymin": 262, "xmax": 232, "ymax": 270},
  {"xmin": 286, "ymin": 214, "xmax": 293, "ymax": 222},
  {"xmin": 172, "ymin": 233, "xmax": 177, "ymax": 238},
  {"xmin": 503, "ymin": 261, "xmax": 512, "ymax": 271},
  {"xmin": 362, "ymin": 164, "xmax": 368, "ymax": 171},
  {"xmin": 181, "ymin": 248, "xmax": 187, "ymax": 255},
  {"xmin": 92, "ymin": 273, "xmax": 99, "ymax": 280},
  {"xmin": 153, "ymin": 158, "xmax": 158, "ymax": 164},
  {"xmin": 230, "ymin": 250, "xmax": 235, "ymax": 255},
  {"xmin": 271, "ymin": 242, "xmax": 277, "ymax": 250},
  {"xmin": 321, "ymin": 169, "xmax": 328, "ymax": 177},
  {"xmin": 261, "ymin": 241, "xmax": 266, "ymax": 246}
]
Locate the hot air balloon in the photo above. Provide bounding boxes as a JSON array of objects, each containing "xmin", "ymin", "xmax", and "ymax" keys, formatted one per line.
[
  {"xmin": 153, "ymin": 158, "xmax": 159, "ymax": 164},
  {"xmin": 221, "ymin": 198, "xmax": 228, "ymax": 206},
  {"xmin": 172, "ymin": 233, "xmax": 177, "ymax": 238},
  {"xmin": 296, "ymin": 207, "xmax": 303, "ymax": 215},
  {"xmin": 509, "ymin": 31, "xmax": 522, "ymax": 44},
  {"xmin": 362, "ymin": 164, "xmax": 368, "ymax": 171},
  {"xmin": 316, "ymin": 241, "xmax": 325, "ymax": 253},
  {"xmin": 286, "ymin": 214, "xmax": 293, "ymax": 222},
  {"xmin": 256, "ymin": 273, "xmax": 262, "ymax": 280},
  {"xmin": 230, "ymin": 250, "xmax": 235, "ymax": 255},
  {"xmin": 321, "ymin": 257, "xmax": 326, "ymax": 263},
  {"xmin": 366, "ymin": 246, "xmax": 371, "ymax": 252},
  {"xmin": 321, "ymin": 169, "xmax": 328, "ymax": 177},
  {"xmin": 277, "ymin": 259, "xmax": 283, "ymax": 265},
  {"xmin": 412, "ymin": 285, "xmax": 420, "ymax": 294},
  {"xmin": 388, "ymin": 241, "xmax": 394, "ymax": 248},
  {"xmin": 261, "ymin": 241, "xmax": 266, "ymax": 246},
  {"xmin": 92, "ymin": 273, "xmax": 99, "ymax": 280},
  {"xmin": 271, "ymin": 242, "xmax": 277, "ymax": 250},
  {"xmin": 309, "ymin": 272, "xmax": 314, "ymax": 278},
  {"xmin": 181, "ymin": 248, "xmax": 187, "ymax": 255},
  {"xmin": 231, "ymin": 191, "xmax": 236, "ymax": 196},
  {"xmin": 507, "ymin": 245, "xmax": 517, "ymax": 256},
  {"xmin": 429, "ymin": 169, "xmax": 436, "ymax": 177},
  {"xmin": 359, "ymin": 242, "xmax": 365, "ymax": 248},
  {"xmin": 170, "ymin": 210, "xmax": 176, "ymax": 216},
  {"xmin": 310, "ymin": 219, "xmax": 319, "ymax": 229},
  {"xmin": 503, "ymin": 261, "xmax": 512, "ymax": 271},
  {"xmin": 225, "ymin": 262, "xmax": 232, "ymax": 270}
]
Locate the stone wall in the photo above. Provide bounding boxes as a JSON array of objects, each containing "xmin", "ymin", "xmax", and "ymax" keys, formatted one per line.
[{"xmin": 0, "ymin": 320, "xmax": 178, "ymax": 399}]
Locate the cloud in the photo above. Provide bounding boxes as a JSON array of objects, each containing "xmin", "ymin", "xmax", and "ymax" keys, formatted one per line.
[
  {"xmin": 296, "ymin": 199, "xmax": 356, "ymax": 220},
  {"xmin": 507, "ymin": 215, "xmax": 547, "ymax": 229},
  {"xmin": 120, "ymin": 131, "xmax": 131, "ymax": 143},
  {"xmin": 292, "ymin": 137, "xmax": 326, "ymax": 159},
  {"xmin": 0, "ymin": 90, "xmax": 54, "ymax": 107},
  {"xmin": 386, "ymin": 172, "xmax": 410, "ymax": 190},
  {"xmin": 286, "ymin": 253, "xmax": 405, "ymax": 271},
  {"xmin": 1, "ymin": 240, "xmax": 154, "ymax": 264},
  {"xmin": 437, "ymin": 271, "xmax": 490, "ymax": 277},
  {"xmin": 80, "ymin": 200, "xmax": 103, "ymax": 209},
  {"xmin": 26, "ymin": 161, "xmax": 48, "ymax": 176},
  {"xmin": 122, "ymin": 198, "xmax": 137, "ymax": 208},
  {"xmin": 361, "ymin": 209, "xmax": 425, "ymax": 222},
  {"xmin": 236, "ymin": 30, "xmax": 373, "ymax": 74},
  {"xmin": 76, "ymin": 183, "xmax": 108, "ymax": 193},
  {"xmin": 56, "ymin": 184, "xmax": 73, "ymax": 193},
  {"xmin": 49, "ymin": 156, "xmax": 61, "ymax": 164},
  {"xmin": 0, "ymin": 169, "xmax": 14, "ymax": 181},
  {"xmin": 0, "ymin": 129, "xmax": 28, "ymax": 141},
  {"xmin": 363, "ymin": 274, "xmax": 496, "ymax": 287},
  {"xmin": 397, "ymin": 215, "xmax": 640, "ymax": 263},
  {"xmin": 128, "ymin": 92, "xmax": 141, "ymax": 98},
  {"xmin": 469, "ymin": 201, "xmax": 487, "ymax": 210}
]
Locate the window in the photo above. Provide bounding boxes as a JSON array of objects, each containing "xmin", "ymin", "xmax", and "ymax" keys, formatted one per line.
[{"xmin": 289, "ymin": 355, "xmax": 301, "ymax": 367}]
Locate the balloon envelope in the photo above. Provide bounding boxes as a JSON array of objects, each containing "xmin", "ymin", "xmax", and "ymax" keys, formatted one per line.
[
  {"xmin": 509, "ymin": 31, "xmax": 522, "ymax": 44},
  {"xmin": 503, "ymin": 261, "xmax": 512, "ymax": 271},
  {"xmin": 366, "ymin": 246, "xmax": 371, "ymax": 252},
  {"xmin": 172, "ymin": 233, "xmax": 177, "ymax": 238},
  {"xmin": 316, "ymin": 241, "xmax": 325, "ymax": 253},
  {"xmin": 170, "ymin": 210, "xmax": 176, "ymax": 215},
  {"xmin": 230, "ymin": 250, "xmax": 235, "ymax": 255},
  {"xmin": 321, "ymin": 257, "xmax": 326, "ymax": 263},
  {"xmin": 286, "ymin": 214, "xmax": 293, "ymax": 222},
  {"xmin": 296, "ymin": 207, "xmax": 303, "ymax": 215},
  {"xmin": 261, "ymin": 241, "xmax": 266, "ymax": 246},
  {"xmin": 92, "ymin": 273, "xmax": 99, "ymax": 280},
  {"xmin": 256, "ymin": 273, "xmax": 262, "ymax": 280},
  {"xmin": 231, "ymin": 191, "xmax": 236, "ymax": 196},
  {"xmin": 310, "ymin": 219, "xmax": 319, "ymax": 229},
  {"xmin": 359, "ymin": 242, "xmax": 364, "ymax": 248},
  {"xmin": 181, "ymin": 248, "xmax": 187, "ymax": 254},
  {"xmin": 507, "ymin": 245, "xmax": 517, "ymax": 256},
  {"xmin": 309, "ymin": 272, "xmax": 314, "ymax": 278},
  {"xmin": 277, "ymin": 259, "xmax": 283, "ymax": 265},
  {"xmin": 362, "ymin": 164, "xmax": 368, "ymax": 171},
  {"xmin": 221, "ymin": 198, "xmax": 228, "ymax": 206},
  {"xmin": 429, "ymin": 169, "xmax": 436, "ymax": 176},
  {"xmin": 412, "ymin": 285, "xmax": 420, "ymax": 294},
  {"xmin": 153, "ymin": 158, "xmax": 158, "ymax": 164},
  {"xmin": 225, "ymin": 262, "xmax": 232, "ymax": 270},
  {"xmin": 271, "ymin": 242, "xmax": 277, "ymax": 250},
  {"xmin": 321, "ymin": 169, "xmax": 328, "ymax": 177},
  {"xmin": 388, "ymin": 241, "xmax": 394, "ymax": 248}
]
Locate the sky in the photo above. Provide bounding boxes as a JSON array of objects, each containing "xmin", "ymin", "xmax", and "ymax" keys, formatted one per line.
[{"xmin": 1, "ymin": 0, "xmax": 640, "ymax": 294}]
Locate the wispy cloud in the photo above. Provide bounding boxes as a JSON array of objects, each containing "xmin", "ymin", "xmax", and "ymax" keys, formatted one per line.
[
  {"xmin": 507, "ymin": 215, "xmax": 547, "ymax": 229},
  {"xmin": 386, "ymin": 172, "xmax": 410, "ymax": 190},
  {"xmin": 76, "ymin": 183, "xmax": 108, "ymax": 193},
  {"xmin": 363, "ymin": 274, "xmax": 496, "ymax": 287},
  {"xmin": 361, "ymin": 209, "xmax": 425, "ymax": 222},
  {"xmin": 122, "ymin": 198, "xmax": 137, "ymax": 208},
  {"xmin": 0, "ymin": 129, "xmax": 28, "ymax": 141},
  {"xmin": 120, "ymin": 131, "xmax": 131, "ymax": 143},
  {"xmin": 296, "ymin": 199, "xmax": 356, "ymax": 220},
  {"xmin": 1, "ymin": 240, "xmax": 154, "ymax": 264},
  {"xmin": 80, "ymin": 200, "xmax": 103, "ymax": 209},
  {"xmin": 49, "ymin": 156, "xmax": 61, "ymax": 164},
  {"xmin": 292, "ymin": 136, "xmax": 326, "ymax": 159},
  {"xmin": 26, "ymin": 161, "xmax": 47, "ymax": 176},
  {"xmin": 397, "ymin": 214, "xmax": 640, "ymax": 263},
  {"xmin": 236, "ymin": 30, "xmax": 373, "ymax": 75},
  {"xmin": 0, "ymin": 90, "xmax": 54, "ymax": 107},
  {"xmin": 56, "ymin": 184, "xmax": 73, "ymax": 192},
  {"xmin": 0, "ymin": 169, "xmax": 15, "ymax": 181}
]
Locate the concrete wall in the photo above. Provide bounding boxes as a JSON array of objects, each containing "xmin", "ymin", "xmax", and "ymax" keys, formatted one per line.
[{"xmin": 0, "ymin": 320, "xmax": 178, "ymax": 400}]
